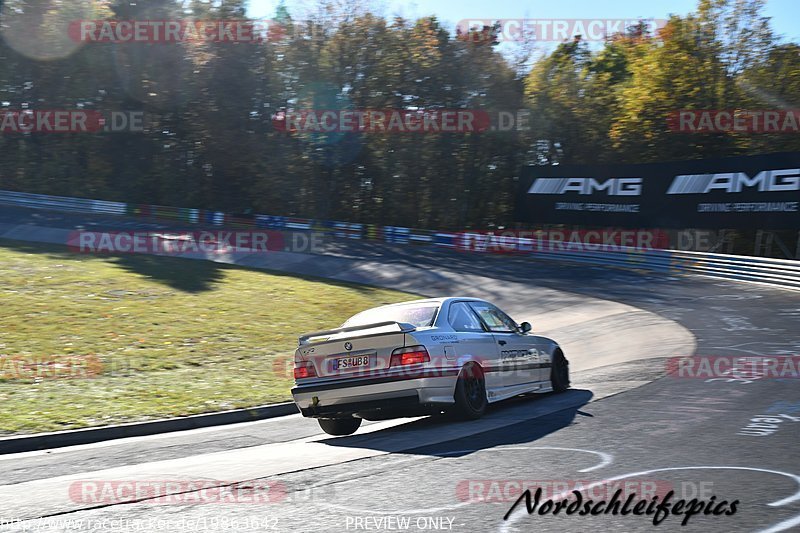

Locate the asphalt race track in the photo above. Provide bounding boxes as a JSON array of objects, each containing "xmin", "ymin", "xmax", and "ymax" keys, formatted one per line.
[{"xmin": 0, "ymin": 205, "xmax": 798, "ymax": 533}]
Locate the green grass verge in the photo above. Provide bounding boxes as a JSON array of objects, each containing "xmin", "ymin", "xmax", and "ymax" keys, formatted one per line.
[{"xmin": 0, "ymin": 239, "xmax": 419, "ymax": 435}]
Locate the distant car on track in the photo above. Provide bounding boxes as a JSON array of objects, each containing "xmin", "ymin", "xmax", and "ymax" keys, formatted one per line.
[{"xmin": 291, "ymin": 297, "xmax": 569, "ymax": 435}]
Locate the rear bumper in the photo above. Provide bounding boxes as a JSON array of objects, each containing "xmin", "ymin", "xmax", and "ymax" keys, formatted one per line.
[{"xmin": 291, "ymin": 369, "xmax": 459, "ymax": 418}]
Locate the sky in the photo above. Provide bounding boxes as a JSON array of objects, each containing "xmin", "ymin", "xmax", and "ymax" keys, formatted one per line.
[{"xmin": 247, "ymin": 0, "xmax": 800, "ymax": 44}]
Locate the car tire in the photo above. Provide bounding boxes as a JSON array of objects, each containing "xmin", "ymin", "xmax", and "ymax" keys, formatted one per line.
[
  {"xmin": 318, "ymin": 417, "xmax": 362, "ymax": 436},
  {"xmin": 551, "ymin": 350, "xmax": 570, "ymax": 392},
  {"xmin": 454, "ymin": 363, "xmax": 487, "ymax": 420}
]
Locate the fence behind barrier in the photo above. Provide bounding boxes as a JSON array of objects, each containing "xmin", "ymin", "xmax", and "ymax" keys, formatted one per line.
[{"xmin": 0, "ymin": 189, "xmax": 797, "ymax": 291}]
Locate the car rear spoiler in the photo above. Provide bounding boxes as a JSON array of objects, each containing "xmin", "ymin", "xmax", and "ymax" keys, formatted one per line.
[{"xmin": 298, "ymin": 321, "xmax": 417, "ymax": 346}]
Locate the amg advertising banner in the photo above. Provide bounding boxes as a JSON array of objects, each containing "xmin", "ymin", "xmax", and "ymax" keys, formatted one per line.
[{"xmin": 516, "ymin": 152, "xmax": 800, "ymax": 229}]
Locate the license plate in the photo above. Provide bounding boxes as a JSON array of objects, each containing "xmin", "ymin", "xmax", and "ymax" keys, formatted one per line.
[{"xmin": 333, "ymin": 355, "xmax": 371, "ymax": 371}]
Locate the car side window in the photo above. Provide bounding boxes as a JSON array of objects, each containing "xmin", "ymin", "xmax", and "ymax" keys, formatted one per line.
[
  {"xmin": 468, "ymin": 302, "xmax": 518, "ymax": 333},
  {"xmin": 448, "ymin": 302, "xmax": 485, "ymax": 332}
]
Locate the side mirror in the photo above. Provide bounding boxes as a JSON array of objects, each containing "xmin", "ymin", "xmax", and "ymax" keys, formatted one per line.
[{"xmin": 520, "ymin": 322, "xmax": 532, "ymax": 333}]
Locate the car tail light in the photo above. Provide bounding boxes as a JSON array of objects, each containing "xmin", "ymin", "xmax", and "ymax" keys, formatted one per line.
[
  {"xmin": 390, "ymin": 346, "xmax": 430, "ymax": 367},
  {"xmin": 294, "ymin": 361, "xmax": 317, "ymax": 379}
]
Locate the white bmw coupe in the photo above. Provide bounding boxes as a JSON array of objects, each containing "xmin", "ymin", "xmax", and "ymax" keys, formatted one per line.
[{"xmin": 291, "ymin": 297, "xmax": 569, "ymax": 435}]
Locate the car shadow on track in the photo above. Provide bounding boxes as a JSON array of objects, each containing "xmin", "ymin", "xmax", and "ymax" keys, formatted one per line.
[{"xmin": 317, "ymin": 389, "xmax": 593, "ymax": 457}]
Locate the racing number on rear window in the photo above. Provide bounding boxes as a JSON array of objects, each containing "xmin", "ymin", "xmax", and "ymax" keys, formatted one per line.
[
  {"xmin": 448, "ymin": 302, "xmax": 484, "ymax": 332},
  {"xmin": 468, "ymin": 302, "xmax": 517, "ymax": 333}
]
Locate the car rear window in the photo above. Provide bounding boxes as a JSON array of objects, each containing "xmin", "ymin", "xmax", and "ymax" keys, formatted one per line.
[{"xmin": 342, "ymin": 304, "xmax": 439, "ymax": 328}]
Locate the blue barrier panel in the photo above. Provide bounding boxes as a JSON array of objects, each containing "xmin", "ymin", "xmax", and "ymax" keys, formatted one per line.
[
  {"xmin": 285, "ymin": 217, "xmax": 312, "ymax": 230},
  {"xmin": 409, "ymin": 229, "xmax": 434, "ymax": 244},
  {"xmin": 256, "ymin": 215, "xmax": 286, "ymax": 230},
  {"xmin": 313, "ymin": 220, "xmax": 336, "ymax": 234},
  {"xmin": 384, "ymin": 226, "xmax": 411, "ymax": 244},
  {"xmin": 433, "ymin": 233, "xmax": 456, "ymax": 248}
]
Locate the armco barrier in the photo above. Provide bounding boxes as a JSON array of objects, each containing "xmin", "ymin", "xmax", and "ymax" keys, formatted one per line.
[
  {"xmin": 0, "ymin": 190, "xmax": 126, "ymax": 216},
  {"xmin": 533, "ymin": 247, "xmax": 800, "ymax": 290},
  {"xmin": 0, "ymin": 189, "xmax": 798, "ymax": 291}
]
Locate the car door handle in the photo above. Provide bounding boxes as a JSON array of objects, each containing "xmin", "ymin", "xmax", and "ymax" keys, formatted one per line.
[{"xmin": 498, "ymin": 340, "xmax": 507, "ymax": 346}]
